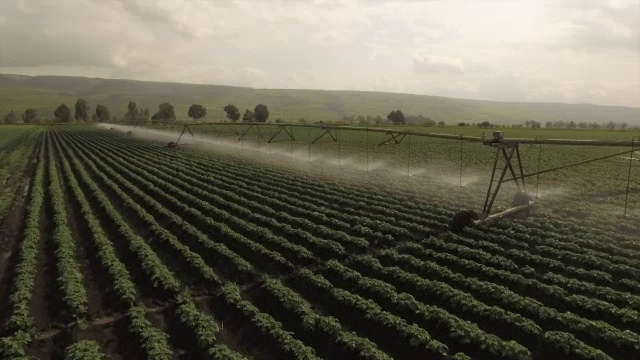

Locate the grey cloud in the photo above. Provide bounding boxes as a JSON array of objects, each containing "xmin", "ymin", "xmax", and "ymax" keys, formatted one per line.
[
  {"xmin": 0, "ymin": 31, "xmax": 113, "ymax": 68},
  {"xmin": 110, "ymin": 0, "xmax": 231, "ymax": 39},
  {"xmin": 568, "ymin": 23, "xmax": 638, "ymax": 52},
  {"xmin": 111, "ymin": 0, "xmax": 173, "ymax": 24},
  {"xmin": 413, "ymin": 54, "xmax": 464, "ymax": 74},
  {"xmin": 551, "ymin": 1, "xmax": 639, "ymax": 53},
  {"xmin": 0, "ymin": 0, "xmax": 637, "ymax": 107},
  {"xmin": 0, "ymin": 2, "xmax": 118, "ymax": 68}
]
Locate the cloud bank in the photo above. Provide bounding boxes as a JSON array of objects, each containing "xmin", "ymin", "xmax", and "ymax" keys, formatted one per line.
[{"xmin": 0, "ymin": 0, "xmax": 638, "ymax": 107}]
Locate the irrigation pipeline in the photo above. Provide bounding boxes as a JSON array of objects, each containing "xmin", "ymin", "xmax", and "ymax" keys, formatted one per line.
[
  {"xmin": 120, "ymin": 120, "xmax": 487, "ymax": 143},
  {"xmin": 116, "ymin": 120, "xmax": 640, "ymax": 148},
  {"xmin": 74, "ymin": 121, "xmax": 640, "ymax": 218},
  {"xmin": 117, "ymin": 120, "xmax": 640, "ymax": 187}
]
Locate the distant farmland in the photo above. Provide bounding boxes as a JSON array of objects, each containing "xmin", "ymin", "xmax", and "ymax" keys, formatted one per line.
[{"xmin": 2, "ymin": 73, "xmax": 640, "ymax": 126}]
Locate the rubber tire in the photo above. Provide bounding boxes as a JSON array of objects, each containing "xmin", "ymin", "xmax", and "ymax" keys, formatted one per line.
[{"xmin": 449, "ymin": 209, "xmax": 478, "ymax": 233}]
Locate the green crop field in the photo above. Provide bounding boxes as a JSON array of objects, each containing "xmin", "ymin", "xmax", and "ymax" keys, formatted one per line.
[
  {"xmin": 0, "ymin": 125, "xmax": 40, "ymax": 220},
  {"xmin": 0, "ymin": 124, "xmax": 639, "ymax": 359}
]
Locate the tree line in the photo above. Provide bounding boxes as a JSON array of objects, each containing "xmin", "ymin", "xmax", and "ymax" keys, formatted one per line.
[
  {"xmin": 3, "ymin": 99, "xmax": 111, "ymax": 124},
  {"xmin": 525, "ymin": 120, "xmax": 630, "ymax": 130},
  {"xmin": 7, "ymin": 101, "xmax": 633, "ymax": 129},
  {"xmin": 2, "ymin": 100, "xmax": 436, "ymax": 127},
  {"xmin": 1, "ymin": 100, "xmax": 272, "ymax": 124}
]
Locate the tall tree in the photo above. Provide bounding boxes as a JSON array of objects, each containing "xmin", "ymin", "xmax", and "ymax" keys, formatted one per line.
[
  {"xmin": 152, "ymin": 102, "xmax": 176, "ymax": 121},
  {"xmin": 140, "ymin": 108, "xmax": 150, "ymax": 121},
  {"xmin": 387, "ymin": 110, "xmax": 405, "ymax": 125},
  {"xmin": 242, "ymin": 109, "xmax": 254, "ymax": 122},
  {"xmin": 254, "ymin": 104, "xmax": 269, "ymax": 123},
  {"xmin": 387, "ymin": 111, "xmax": 395, "ymax": 123},
  {"xmin": 223, "ymin": 104, "xmax": 240, "ymax": 122},
  {"xmin": 54, "ymin": 104, "xmax": 71, "ymax": 122},
  {"xmin": 74, "ymin": 98, "xmax": 90, "ymax": 121},
  {"xmin": 3, "ymin": 110, "xmax": 18, "ymax": 124},
  {"xmin": 188, "ymin": 104, "xmax": 207, "ymax": 121},
  {"xmin": 95, "ymin": 105, "xmax": 111, "ymax": 122},
  {"xmin": 125, "ymin": 101, "xmax": 139, "ymax": 121},
  {"xmin": 23, "ymin": 108, "xmax": 39, "ymax": 123}
]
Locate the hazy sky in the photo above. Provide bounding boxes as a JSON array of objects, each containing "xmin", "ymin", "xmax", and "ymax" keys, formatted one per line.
[{"xmin": 0, "ymin": 0, "xmax": 638, "ymax": 107}]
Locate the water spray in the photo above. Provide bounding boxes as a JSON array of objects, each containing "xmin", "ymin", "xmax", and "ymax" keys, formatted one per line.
[{"xmin": 112, "ymin": 121, "xmax": 639, "ymax": 231}]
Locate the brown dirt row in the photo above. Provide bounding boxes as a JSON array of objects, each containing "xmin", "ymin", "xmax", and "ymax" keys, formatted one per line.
[
  {"xmin": 27, "ymin": 133, "xmax": 68, "ymax": 359},
  {"xmin": 0, "ymin": 136, "xmax": 41, "ymax": 333},
  {"xmin": 52, "ymin": 130, "xmax": 131, "ymax": 360},
  {"xmin": 54, "ymin": 130, "xmax": 189, "ymax": 358}
]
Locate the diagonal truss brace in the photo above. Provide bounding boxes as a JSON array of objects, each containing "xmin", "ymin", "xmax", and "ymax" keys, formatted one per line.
[
  {"xmin": 238, "ymin": 123, "xmax": 256, "ymax": 140},
  {"xmin": 378, "ymin": 131, "xmax": 407, "ymax": 146},
  {"xmin": 482, "ymin": 144, "xmax": 526, "ymax": 217},
  {"xmin": 174, "ymin": 124, "xmax": 195, "ymax": 145},
  {"xmin": 268, "ymin": 125, "xmax": 296, "ymax": 143},
  {"xmin": 311, "ymin": 126, "xmax": 337, "ymax": 144}
]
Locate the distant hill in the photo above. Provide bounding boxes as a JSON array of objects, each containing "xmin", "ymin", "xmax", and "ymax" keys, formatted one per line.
[{"xmin": 1, "ymin": 74, "xmax": 639, "ymax": 125}]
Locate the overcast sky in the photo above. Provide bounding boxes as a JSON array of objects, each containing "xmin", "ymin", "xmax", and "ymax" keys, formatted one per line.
[{"xmin": 0, "ymin": 0, "xmax": 638, "ymax": 107}]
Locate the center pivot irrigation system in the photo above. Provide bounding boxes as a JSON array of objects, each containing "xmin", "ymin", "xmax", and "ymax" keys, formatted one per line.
[{"xmin": 121, "ymin": 121, "xmax": 638, "ymax": 232}]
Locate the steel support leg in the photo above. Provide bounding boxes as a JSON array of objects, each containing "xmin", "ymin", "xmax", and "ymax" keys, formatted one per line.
[{"xmin": 483, "ymin": 146, "xmax": 517, "ymax": 216}]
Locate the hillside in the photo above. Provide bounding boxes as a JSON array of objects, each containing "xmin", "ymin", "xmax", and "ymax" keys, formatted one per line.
[{"xmin": 1, "ymin": 74, "xmax": 639, "ymax": 125}]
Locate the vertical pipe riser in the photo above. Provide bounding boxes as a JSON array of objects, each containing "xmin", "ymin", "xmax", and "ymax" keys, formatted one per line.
[
  {"xmin": 483, "ymin": 148, "xmax": 502, "ymax": 214},
  {"xmin": 487, "ymin": 148, "xmax": 516, "ymax": 216},
  {"xmin": 624, "ymin": 137, "xmax": 636, "ymax": 216}
]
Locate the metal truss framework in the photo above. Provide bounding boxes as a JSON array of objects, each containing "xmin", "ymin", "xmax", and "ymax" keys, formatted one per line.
[{"xmin": 120, "ymin": 121, "xmax": 639, "ymax": 220}]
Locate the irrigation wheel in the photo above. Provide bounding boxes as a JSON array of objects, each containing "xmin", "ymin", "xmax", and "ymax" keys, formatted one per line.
[{"xmin": 449, "ymin": 209, "xmax": 478, "ymax": 233}]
